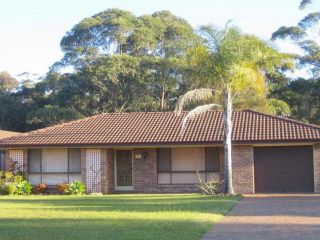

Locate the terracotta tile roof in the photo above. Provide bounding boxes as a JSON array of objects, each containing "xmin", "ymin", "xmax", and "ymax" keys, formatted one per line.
[
  {"xmin": 0, "ymin": 130, "xmax": 20, "ymax": 140},
  {"xmin": 0, "ymin": 110, "xmax": 319, "ymax": 147}
]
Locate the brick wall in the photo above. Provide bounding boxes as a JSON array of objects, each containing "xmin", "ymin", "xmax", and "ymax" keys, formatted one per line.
[
  {"xmin": 218, "ymin": 146, "xmax": 255, "ymax": 194},
  {"xmin": 314, "ymin": 144, "xmax": 320, "ymax": 193},
  {"xmin": 132, "ymin": 148, "xmax": 158, "ymax": 192},
  {"xmin": 100, "ymin": 148, "xmax": 114, "ymax": 194},
  {"xmin": 80, "ymin": 148, "xmax": 86, "ymax": 184},
  {"xmin": 231, "ymin": 145, "xmax": 255, "ymax": 194}
]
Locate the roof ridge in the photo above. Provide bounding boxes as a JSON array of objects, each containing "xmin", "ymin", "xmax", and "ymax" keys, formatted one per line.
[{"xmin": 245, "ymin": 109, "xmax": 320, "ymax": 130}]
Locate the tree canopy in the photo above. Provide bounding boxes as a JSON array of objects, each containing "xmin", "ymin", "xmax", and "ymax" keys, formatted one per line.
[{"xmin": 0, "ymin": 6, "xmax": 319, "ymax": 132}]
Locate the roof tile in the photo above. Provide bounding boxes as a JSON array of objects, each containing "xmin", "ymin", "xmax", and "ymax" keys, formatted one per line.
[{"xmin": 0, "ymin": 110, "xmax": 320, "ymax": 147}]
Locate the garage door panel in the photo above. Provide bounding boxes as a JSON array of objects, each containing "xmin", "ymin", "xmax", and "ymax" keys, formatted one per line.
[{"xmin": 254, "ymin": 146, "xmax": 314, "ymax": 193}]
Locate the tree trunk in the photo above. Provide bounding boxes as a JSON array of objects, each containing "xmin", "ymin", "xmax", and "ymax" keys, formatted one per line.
[
  {"xmin": 223, "ymin": 87, "xmax": 234, "ymax": 194},
  {"xmin": 160, "ymin": 84, "xmax": 165, "ymax": 111}
]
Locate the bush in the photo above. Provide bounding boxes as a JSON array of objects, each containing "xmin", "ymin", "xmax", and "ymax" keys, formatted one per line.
[
  {"xmin": 65, "ymin": 181, "xmax": 86, "ymax": 195},
  {"xmin": 35, "ymin": 183, "xmax": 48, "ymax": 194},
  {"xmin": 56, "ymin": 183, "xmax": 68, "ymax": 194},
  {"xmin": 9, "ymin": 180, "xmax": 33, "ymax": 195},
  {"xmin": 0, "ymin": 171, "xmax": 33, "ymax": 195}
]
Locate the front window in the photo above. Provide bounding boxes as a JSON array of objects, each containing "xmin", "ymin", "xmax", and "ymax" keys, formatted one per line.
[
  {"xmin": 28, "ymin": 148, "xmax": 81, "ymax": 185},
  {"xmin": 157, "ymin": 147, "xmax": 220, "ymax": 184}
]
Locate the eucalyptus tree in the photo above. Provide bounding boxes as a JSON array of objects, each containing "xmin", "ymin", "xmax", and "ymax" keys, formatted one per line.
[
  {"xmin": 175, "ymin": 25, "xmax": 292, "ymax": 194},
  {"xmin": 53, "ymin": 9, "xmax": 200, "ymax": 112},
  {"xmin": 271, "ymin": 0, "xmax": 320, "ymax": 123}
]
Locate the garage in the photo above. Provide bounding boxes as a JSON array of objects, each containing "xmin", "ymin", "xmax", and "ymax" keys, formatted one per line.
[{"xmin": 254, "ymin": 146, "xmax": 314, "ymax": 193}]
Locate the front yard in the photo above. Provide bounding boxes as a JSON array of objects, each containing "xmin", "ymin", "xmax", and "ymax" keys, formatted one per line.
[{"xmin": 0, "ymin": 194, "xmax": 239, "ymax": 240}]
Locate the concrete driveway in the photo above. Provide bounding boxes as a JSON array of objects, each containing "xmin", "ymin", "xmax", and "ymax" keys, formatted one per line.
[{"xmin": 203, "ymin": 194, "xmax": 320, "ymax": 240}]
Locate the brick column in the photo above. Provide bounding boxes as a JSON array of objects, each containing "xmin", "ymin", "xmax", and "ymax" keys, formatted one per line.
[
  {"xmin": 23, "ymin": 149, "xmax": 28, "ymax": 174},
  {"xmin": 314, "ymin": 144, "xmax": 320, "ymax": 193},
  {"xmin": 132, "ymin": 148, "xmax": 157, "ymax": 192},
  {"xmin": 101, "ymin": 148, "xmax": 115, "ymax": 194},
  {"xmin": 232, "ymin": 145, "xmax": 255, "ymax": 194},
  {"xmin": 80, "ymin": 148, "xmax": 86, "ymax": 184}
]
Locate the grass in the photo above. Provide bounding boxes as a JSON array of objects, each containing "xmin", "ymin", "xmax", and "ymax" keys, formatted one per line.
[{"xmin": 0, "ymin": 194, "xmax": 240, "ymax": 240}]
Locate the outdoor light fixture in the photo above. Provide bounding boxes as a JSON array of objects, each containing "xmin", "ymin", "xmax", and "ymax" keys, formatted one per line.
[{"xmin": 142, "ymin": 151, "xmax": 148, "ymax": 159}]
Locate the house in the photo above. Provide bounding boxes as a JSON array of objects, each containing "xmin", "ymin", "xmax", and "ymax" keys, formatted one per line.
[
  {"xmin": 0, "ymin": 130, "xmax": 20, "ymax": 170},
  {"xmin": 0, "ymin": 110, "xmax": 319, "ymax": 194}
]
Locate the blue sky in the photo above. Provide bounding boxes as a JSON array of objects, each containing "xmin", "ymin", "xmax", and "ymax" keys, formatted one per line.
[{"xmin": 0, "ymin": 0, "xmax": 314, "ymax": 77}]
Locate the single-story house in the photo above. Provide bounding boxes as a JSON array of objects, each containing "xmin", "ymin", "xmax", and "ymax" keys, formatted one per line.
[
  {"xmin": 0, "ymin": 130, "xmax": 20, "ymax": 170},
  {"xmin": 0, "ymin": 110, "xmax": 319, "ymax": 194}
]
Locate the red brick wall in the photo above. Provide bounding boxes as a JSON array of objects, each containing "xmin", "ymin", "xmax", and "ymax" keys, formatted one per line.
[
  {"xmin": 132, "ymin": 148, "xmax": 158, "ymax": 192},
  {"xmin": 101, "ymin": 148, "xmax": 114, "ymax": 193},
  {"xmin": 314, "ymin": 144, "xmax": 320, "ymax": 193},
  {"xmin": 231, "ymin": 145, "xmax": 255, "ymax": 194}
]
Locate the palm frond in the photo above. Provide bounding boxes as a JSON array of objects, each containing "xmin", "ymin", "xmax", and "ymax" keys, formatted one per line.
[
  {"xmin": 175, "ymin": 88, "xmax": 220, "ymax": 116},
  {"xmin": 181, "ymin": 103, "xmax": 221, "ymax": 135}
]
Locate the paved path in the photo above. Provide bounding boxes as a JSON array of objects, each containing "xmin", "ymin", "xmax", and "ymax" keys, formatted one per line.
[{"xmin": 203, "ymin": 194, "xmax": 320, "ymax": 240}]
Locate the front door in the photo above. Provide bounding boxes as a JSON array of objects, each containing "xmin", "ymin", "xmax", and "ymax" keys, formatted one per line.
[{"xmin": 115, "ymin": 150, "xmax": 133, "ymax": 190}]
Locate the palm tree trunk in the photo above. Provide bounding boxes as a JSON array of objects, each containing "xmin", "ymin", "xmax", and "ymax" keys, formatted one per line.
[{"xmin": 223, "ymin": 87, "xmax": 234, "ymax": 194}]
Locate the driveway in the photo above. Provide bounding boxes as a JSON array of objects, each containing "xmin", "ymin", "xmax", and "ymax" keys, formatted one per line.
[{"xmin": 203, "ymin": 194, "xmax": 320, "ymax": 240}]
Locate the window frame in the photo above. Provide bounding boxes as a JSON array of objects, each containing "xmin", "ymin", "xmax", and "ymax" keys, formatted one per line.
[
  {"xmin": 157, "ymin": 147, "xmax": 220, "ymax": 184},
  {"xmin": 28, "ymin": 148, "xmax": 81, "ymax": 184}
]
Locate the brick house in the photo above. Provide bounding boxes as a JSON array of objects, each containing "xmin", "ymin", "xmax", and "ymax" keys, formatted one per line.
[{"xmin": 0, "ymin": 110, "xmax": 319, "ymax": 194}]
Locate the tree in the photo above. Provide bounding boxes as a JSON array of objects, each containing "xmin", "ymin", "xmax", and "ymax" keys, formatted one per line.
[
  {"xmin": 272, "ymin": 0, "xmax": 319, "ymax": 77},
  {"xmin": 0, "ymin": 71, "xmax": 19, "ymax": 92},
  {"xmin": 271, "ymin": 0, "xmax": 320, "ymax": 124},
  {"xmin": 175, "ymin": 25, "xmax": 292, "ymax": 194},
  {"xmin": 53, "ymin": 9, "xmax": 200, "ymax": 112}
]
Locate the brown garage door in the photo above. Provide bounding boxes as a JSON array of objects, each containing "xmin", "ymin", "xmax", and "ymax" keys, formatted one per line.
[{"xmin": 254, "ymin": 146, "xmax": 314, "ymax": 193}]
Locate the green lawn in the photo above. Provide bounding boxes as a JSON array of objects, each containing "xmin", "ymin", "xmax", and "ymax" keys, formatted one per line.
[{"xmin": 0, "ymin": 194, "xmax": 239, "ymax": 240}]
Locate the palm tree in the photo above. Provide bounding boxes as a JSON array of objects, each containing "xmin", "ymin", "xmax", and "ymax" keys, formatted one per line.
[{"xmin": 175, "ymin": 25, "xmax": 292, "ymax": 194}]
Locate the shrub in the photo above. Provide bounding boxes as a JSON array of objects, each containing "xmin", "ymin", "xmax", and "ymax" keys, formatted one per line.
[
  {"xmin": 10, "ymin": 180, "xmax": 33, "ymax": 195},
  {"xmin": 56, "ymin": 183, "xmax": 68, "ymax": 194},
  {"xmin": 35, "ymin": 183, "xmax": 48, "ymax": 194},
  {"xmin": 65, "ymin": 181, "xmax": 86, "ymax": 195},
  {"xmin": 0, "ymin": 171, "xmax": 33, "ymax": 195}
]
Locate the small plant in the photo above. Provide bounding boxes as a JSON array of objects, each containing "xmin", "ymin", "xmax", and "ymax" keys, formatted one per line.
[
  {"xmin": 56, "ymin": 182, "xmax": 68, "ymax": 194},
  {"xmin": 196, "ymin": 171, "xmax": 223, "ymax": 195},
  {"xmin": 35, "ymin": 183, "xmax": 48, "ymax": 194},
  {"xmin": 65, "ymin": 181, "xmax": 86, "ymax": 195}
]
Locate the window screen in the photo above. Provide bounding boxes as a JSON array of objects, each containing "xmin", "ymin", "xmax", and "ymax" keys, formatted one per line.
[
  {"xmin": 157, "ymin": 148, "xmax": 171, "ymax": 172},
  {"xmin": 68, "ymin": 149, "xmax": 81, "ymax": 172},
  {"xmin": 28, "ymin": 149, "xmax": 41, "ymax": 173},
  {"xmin": 205, "ymin": 147, "xmax": 220, "ymax": 172}
]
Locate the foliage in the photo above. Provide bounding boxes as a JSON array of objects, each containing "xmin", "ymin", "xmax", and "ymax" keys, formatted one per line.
[
  {"xmin": 0, "ymin": 71, "xmax": 19, "ymax": 92},
  {"xmin": 0, "ymin": 7, "xmax": 319, "ymax": 132},
  {"xmin": 196, "ymin": 171, "xmax": 223, "ymax": 195},
  {"xmin": 26, "ymin": 105, "xmax": 84, "ymax": 129},
  {"xmin": 65, "ymin": 181, "xmax": 86, "ymax": 195},
  {"xmin": 56, "ymin": 182, "xmax": 68, "ymax": 194},
  {"xmin": 0, "ymin": 171, "xmax": 32, "ymax": 195},
  {"xmin": 0, "ymin": 194, "xmax": 240, "ymax": 240},
  {"xmin": 175, "ymin": 24, "xmax": 293, "ymax": 194},
  {"xmin": 272, "ymin": 0, "xmax": 320, "ymax": 78},
  {"xmin": 35, "ymin": 183, "xmax": 48, "ymax": 194}
]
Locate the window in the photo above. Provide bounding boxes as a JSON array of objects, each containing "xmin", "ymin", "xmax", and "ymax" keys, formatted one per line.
[
  {"xmin": 0, "ymin": 151, "xmax": 4, "ymax": 170},
  {"xmin": 157, "ymin": 147, "xmax": 220, "ymax": 184},
  {"xmin": 28, "ymin": 149, "xmax": 81, "ymax": 185}
]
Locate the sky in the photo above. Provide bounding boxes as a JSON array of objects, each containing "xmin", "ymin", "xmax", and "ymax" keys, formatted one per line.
[{"xmin": 0, "ymin": 0, "xmax": 314, "ymax": 78}]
